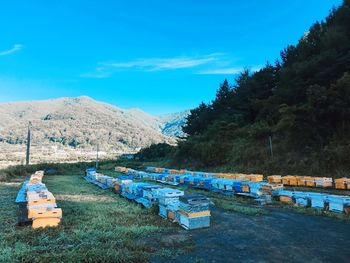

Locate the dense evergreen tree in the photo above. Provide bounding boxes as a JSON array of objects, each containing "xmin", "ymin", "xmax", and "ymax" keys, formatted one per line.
[{"xmin": 173, "ymin": 1, "xmax": 350, "ymax": 175}]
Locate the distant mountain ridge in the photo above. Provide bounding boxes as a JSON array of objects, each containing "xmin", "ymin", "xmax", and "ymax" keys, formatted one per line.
[{"xmin": 0, "ymin": 96, "xmax": 189, "ymax": 162}]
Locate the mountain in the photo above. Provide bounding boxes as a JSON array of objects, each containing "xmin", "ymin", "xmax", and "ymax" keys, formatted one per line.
[
  {"xmin": 158, "ymin": 110, "xmax": 190, "ymax": 137},
  {"xmin": 0, "ymin": 96, "xmax": 188, "ymax": 166}
]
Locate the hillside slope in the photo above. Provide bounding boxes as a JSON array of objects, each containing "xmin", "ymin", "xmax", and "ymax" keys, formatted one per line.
[
  {"xmin": 172, "ymin": 1, "xmax": 350, "ymax": 176},
  {"xmin": 0, "ymin": 96, "xmax": 187, "ymax": 165}
]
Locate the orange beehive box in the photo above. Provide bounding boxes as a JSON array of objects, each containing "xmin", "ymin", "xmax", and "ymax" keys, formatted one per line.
[
  {"xmin": 282, "ymin": 176, "xmax": 291, "ymax": 185},
  {"xmin": 242, "ymin": 183, "xmax": 250, "ymax": 193},
  {"xmin": 296, "ymin": 176, "xmax": 305, "ymax": 186},
  {"xmin": 248, "ymin": 174, "xmax": 263, "ymax": 182},
  {"xmin": 303, "ymin": 176, "xmax": 315, "ymax": 187},
  {"xmin": 268, "ymin": 175, "xmax": 283, "ymax": 184},
  {"xmin": 32, "ymin": 217, "xmax": 61, "ymax": 229},
  {"xmin": 289, "ymin": 176, "xmax": 298, "ymax": 186},
  {"xmin": 279, "ymin": 196, "xmax": 292, "ymax": 203},
  {"xmin": 28, "ymin": 207, "xmax": 62, "ymax": 219},
  {"xmin": 334, "ymin": 178, "xmax": 350, "ymax": 189}
]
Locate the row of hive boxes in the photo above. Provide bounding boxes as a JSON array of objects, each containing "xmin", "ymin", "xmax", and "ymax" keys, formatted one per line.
[
  {"xmin": 267, "ymin": 175, "xmax": 344, "ymax": 188},
  {"xmin": 277, "ymin": 191, "xmax": 350, "ymax": 214},
  {"xmin": 214, "ymin": 173, "xmax": 263, "ymax": 182},
  {"xmin": 26, "ymin": 171, "xmax": 62, "ymax": 229}
]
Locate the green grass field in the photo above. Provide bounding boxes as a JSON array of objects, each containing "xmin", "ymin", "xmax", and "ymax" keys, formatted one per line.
[
  {"xmin": 1, "ymin": 161, "xmax": 350, "ymax": 262},
  {"xmin": 0, "ymin": 173, "xmax": 190, "ymax": 263}
]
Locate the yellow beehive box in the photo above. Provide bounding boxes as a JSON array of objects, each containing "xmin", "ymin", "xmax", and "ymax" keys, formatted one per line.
[
  {"xmin": 32, "ymin": 217, "xmax": 61, "ymax": 229},
  {"xmin": 268, "ymin": 175, "xmax": 282, "ymax": 184},
  {"xmin": 28, "ymin": 207, "xmax": 62, "ymax": 219}
]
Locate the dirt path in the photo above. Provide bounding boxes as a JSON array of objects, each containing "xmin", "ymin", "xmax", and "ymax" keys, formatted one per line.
[{"xmin": 154, "ymin": 207, "xmax": 350, "ymax": 263}]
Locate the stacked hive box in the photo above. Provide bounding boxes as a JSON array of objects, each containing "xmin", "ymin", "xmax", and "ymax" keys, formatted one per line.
[
  {"xmin": 158, "ymin": 188, "xmax": 184, "ymax": 220},
  {"xmin": 176, "ymin": 195, "xmax": 210, "ymax": 230},
  {"xmin": 24, "ymin": 171, "xmax": 62, "ymax": 229}
]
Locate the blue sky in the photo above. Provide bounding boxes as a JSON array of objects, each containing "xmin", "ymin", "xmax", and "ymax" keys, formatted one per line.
[{"xmin": 0, "ymin": 0, "xmax": 342, "ymax": 114}]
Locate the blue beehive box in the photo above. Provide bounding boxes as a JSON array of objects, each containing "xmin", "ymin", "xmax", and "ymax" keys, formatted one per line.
[
  {"xmin": 327, "ymin": 195, "xmax": 350, "ymax": 213},
  {"xmin": 159, "ymin": 204, "xmax": 167, "ymax": 218},
  {"xmin": 293, "ymin": 191, "xmax": 310, "ymax": 207},
  {"xmin": 309, "ymin": 192, "xmax": 327, "ymax": 209}
]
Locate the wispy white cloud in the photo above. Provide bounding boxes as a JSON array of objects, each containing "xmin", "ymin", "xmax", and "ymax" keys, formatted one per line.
[
  {"xmin": 197, "ymin": 67, "xmax": 243, "ymax": 75},
  {"xmin": 197, "ymin": 65, "xmax": 262, "ymax": 75},
  {"xmin": 104, "ymin": 53, "xmax": 222, "ymax": 72},
  {"xmin": 81, "ymin": 53, "xmax": 225, "ymax": 78},
  {"xmin": 0, "ymin": 44, "xmax": 23, "ymax": 56}
]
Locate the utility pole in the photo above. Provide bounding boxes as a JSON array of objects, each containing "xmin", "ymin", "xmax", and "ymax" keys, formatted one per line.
[
  {"xmin": 26, "ymin": 122, "xmax": 31, "ymax": 165},
  {"xmin": 269, "ymin": 135, "xmax": 273, "ymax": 159},
  {"xmin": 96, "ymin": 144, "xmax": 99, "ymax": 170}
]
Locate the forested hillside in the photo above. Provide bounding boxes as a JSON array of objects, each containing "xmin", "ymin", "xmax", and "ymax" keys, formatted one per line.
[{"xmin": 172, "ymin": 1, "xmax": 350, "ymax": 176}]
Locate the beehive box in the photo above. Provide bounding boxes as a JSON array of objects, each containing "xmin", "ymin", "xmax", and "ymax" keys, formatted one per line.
[
  {"xmin": 261, "ymin": 183, "xmax": 283, "ymax": 195},
  {"xmin": 278, "ymin": 190, "xmax": 294, "ymax": 203},
  {"xmin": 334, "ymin": 178, "xmax": 349, "ymax": 189},
  {"xmin": 309, "ymin": 193, "xmax": 327, "ymax": 209},
  {"xmin": 27, "ymin": 191, "xmax": 56, "ymax": 208},
  {"xmin": 32, "ymin": 218, "xmax": 61, "ymax": 229},
  {"xmin": 177, "ymin": 211, "xmax": 210, "ymax": 230},
  {"xmin": 327, "ymin": 195, "xmax": 350, "ymax": 213},
  {"xmin": 282, "ymin": 176, "xmax": 291, "ymax": 185},
  {"xmin": 268, "ymin": 175, "xmax": 282, "ymax": 184},
  {"xmin": 248, "ymin": 174, "xmax": 263, "ymax": 182},
  {"xmin": 28, "ymin": 207, "xmax": 62, "ymax": 219},
  {"xmin": 297, "ymin": 176, "xmax": 305, "ymax": 186},
  {"xmin": 293, "ymin": 192, "xmax": 310, "ymax": 207},
  {"xmin": 304, "ymin": 176, "xmax": 316, "ymax": 187},
  {"xmin": 289, "ymin": 176, "xmax": 298, "ymax": 186},
  {"xmin": 314, "ymin": 177, "xmax": 333, "ymax": 188}
]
